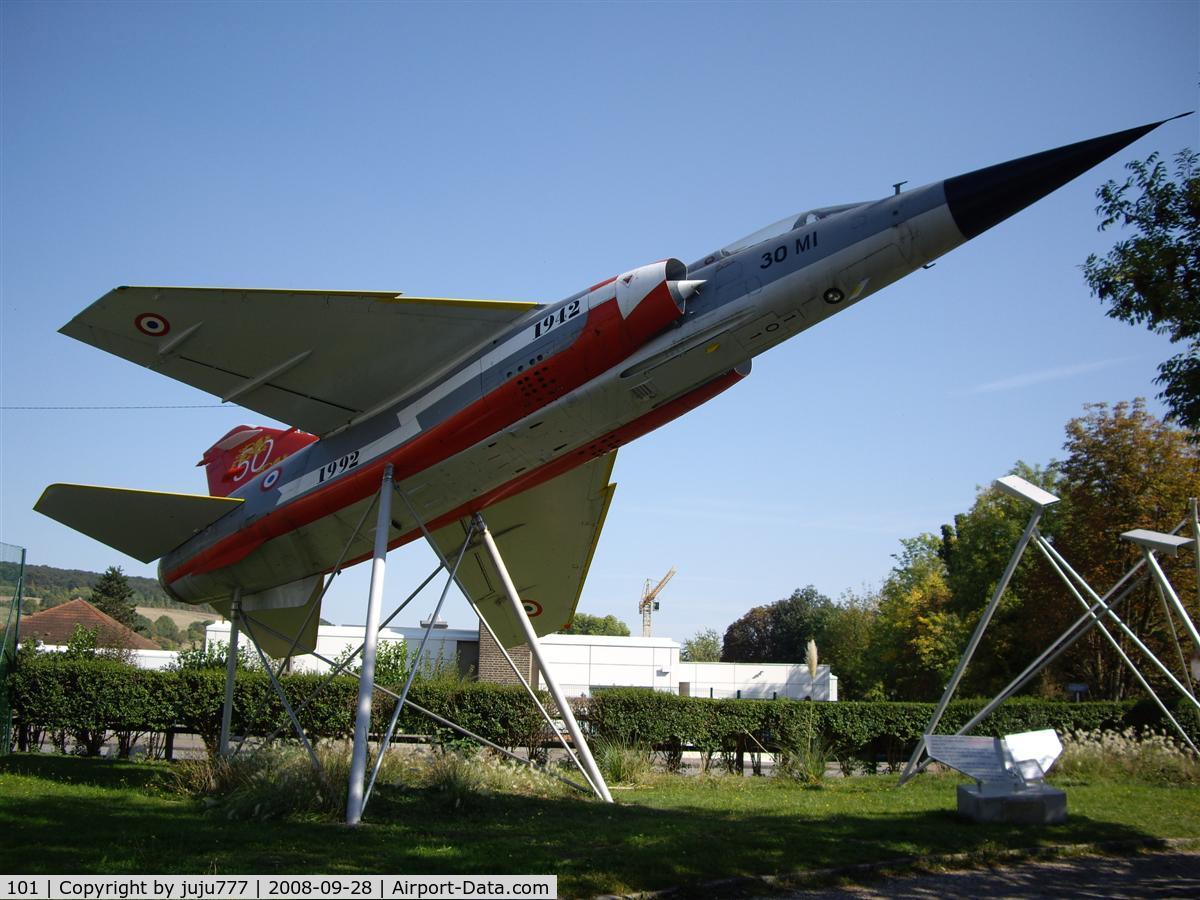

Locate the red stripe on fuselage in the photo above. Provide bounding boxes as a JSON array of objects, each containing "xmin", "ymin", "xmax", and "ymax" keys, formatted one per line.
[
  {"xmin": 164, "ymin": 294, "xmax": 673, "ymax": 585},
  {"xmin": 337, "ymin": 365, "xmax": 748, "ymax": 570}
]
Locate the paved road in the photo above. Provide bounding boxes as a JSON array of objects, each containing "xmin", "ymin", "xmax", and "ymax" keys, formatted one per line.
[{"xmin": 763, "ymin": 850, "xmax": 1200, "ymax": 898}]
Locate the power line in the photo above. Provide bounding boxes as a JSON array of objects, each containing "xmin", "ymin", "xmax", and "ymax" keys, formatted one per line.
[{"xmin": 1, "ymin": 404, "xmax": 227, "ymax": 410}]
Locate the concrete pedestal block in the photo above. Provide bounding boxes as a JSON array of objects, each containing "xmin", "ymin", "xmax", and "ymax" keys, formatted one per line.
[{"xmin": 956, "ymin": 783, "xmax": 1067, "ymax": 824}]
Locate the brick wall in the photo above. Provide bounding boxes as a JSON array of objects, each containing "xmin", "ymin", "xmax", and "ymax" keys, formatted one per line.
[{"xmin": 477, "ymin": 616, "xmax": 539, "ymax": 690}]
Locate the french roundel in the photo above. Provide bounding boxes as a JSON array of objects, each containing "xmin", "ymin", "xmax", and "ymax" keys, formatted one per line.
[
  {"xmin": 522, "ymin": 599, "xmax": 543, "ymax": 617},
  {"xmin": 134, "ymin": 313, "xmax": 171, "ymax": 337},
  {"xmin": 261, "ymin": 469, "xmax": 281, "ymax": 491}
]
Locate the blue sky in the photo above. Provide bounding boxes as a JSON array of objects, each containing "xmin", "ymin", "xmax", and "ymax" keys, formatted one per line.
[{"xmin": 2, "ymin": 1, "xmax": 1197, "ymax": 642}]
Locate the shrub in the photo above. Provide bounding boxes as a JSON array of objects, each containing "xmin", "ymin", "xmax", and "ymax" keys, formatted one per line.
[
  {"xmin": 418, "ymin": 749, "xmax": 570, "ymax": 807},
  {"xmin": 8, "ymin": 654, "xmax": 550, "ymax": 755},
  {"xmin": 587, "ymin": 688, "xmax": 1141, "ymax": 771},
  {"xmin": 174, "ymin": 745, "xmax": 339, "ymax": 820},
  {"xmin": 593, "ymin": 737, "xmax": 654, "ymax": 785},
  {"xmin": 9, "ymin": 655, "xmax": 1179, "ymax": 775},
  {"xmin": 1055, "ymin": 728, "xmax": 1200, "ymax": 785},
  {"xmin": 774, "ymin": 703, "xmax": 829, "ymax": 785}
]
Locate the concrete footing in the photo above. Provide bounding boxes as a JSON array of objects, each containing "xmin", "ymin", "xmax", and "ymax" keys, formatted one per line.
[{"xmin": 957, "ymin": 783, "xmax": 1067, "ymax": 824}]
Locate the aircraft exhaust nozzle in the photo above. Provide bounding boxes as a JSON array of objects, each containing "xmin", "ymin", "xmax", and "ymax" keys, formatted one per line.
[
  {"xmin": 671, "ymin": 279, "xmax": 705, "ymax": 303},
  {"xmin": 943, "ymin": 114, "xmax": 1190, "ymax": 241}
]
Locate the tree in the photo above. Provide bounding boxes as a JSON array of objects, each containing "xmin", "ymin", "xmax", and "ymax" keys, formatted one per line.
[
  {"xmin": 680, "ymin": 628, "xmax": 722, "ymax": 662},
  {"xmin": 872, "ymin": 536, "xmax": 966, "ymax": 700},
  {"xmin": 722, "ymin": 586, "xmax": 834, "ymax": 662},
  {"xmin": 939, "ymin": 462, "xmax": 1068, "ymax": 696},
  {"xmin": 152, "ymin": 615, "xmax": 181, "ymax": 648},
  {"xmin": 821, "ymin": 588, "xmax": 883, "ymax": 700},
  {"xmin": 89, "ymin": 566, "xmax": 142, "ymax": 632},
  {"xmin": 186, "ymin": 620, "xmax": 211, "ymax": 647},
  {"xmin": 721, "ymin": 605, "xmax": 772, "ymax": 662},
  {"xmin": 868, "ymin": 404, "xmax": 1198, "ymax": 702},
  {"xmin": 63, "ymin": 624, "xmax": 99, "ymax": 660},
  {"xmin": 1083, "ymin": 149, "xmax": 1200, "ymax": 430},
  {"xmin": 1050, "ymin": 400, "xmax": 1199, "ymax": 699},
  {"xmin": 562, "ymin": 613, "xmax": 630, "ymax": 636}
]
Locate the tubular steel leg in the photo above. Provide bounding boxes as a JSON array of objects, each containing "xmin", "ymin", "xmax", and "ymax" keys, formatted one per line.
[
  {"xmin": 396, "ymin": 489, "xmax": 603, "ymax": 796},
  {"xmin": 218, "ymin": 589, "xmax": 241, "ymax": 758},
  {"xmin": 1192, "ymin": 498, "xmax": 1200, "ymax": 605},
  {"xmin": 239, "ymin": 565, "xmax": 444, "ymax": 755},
  {"xmin": 1038, "ymin": 537, "xmax": 1200, "ymax": 716},
  {"xmin": 474, "ymin": 514, "xmax": 613, "ymax": 803},
  {"xmin": 273, "ymin": 495, "xmax": 379, "ymax": 674},
  {"xmin": 362, "ymin": 521, "xmax": 475, "ymax": 809},
  {"xmin": 1033, "ymin": 538, "xmax": 1199, "ymax": 753},
  {"xmin": 951, "ymin": 571, "xmax": 1147, "ymax": 744},
  {"xmin": 239, "ymin": 611, "xmax": 327, "ymax": 775},
  {"xmin": 240, "ymin": 613, "xmax": 594, "ymax": 795},
  {"xmin": 910, "ymin": 516, "xmax": 1194, "ymax": 779},
  {"xmin": 899, "ymin": 506, "xmax": 1042, "ymax": 785},
  {"xmin": 347, "ymin": 465, "xmax": 394, "ymax": 826},
  {"xmin": 1152, "ymin": 565, "xmax": 1196, "ymax": 698},
  {"xmin": 1144, "ymin": 550, "xmax": 1200, "ymax": 651}
]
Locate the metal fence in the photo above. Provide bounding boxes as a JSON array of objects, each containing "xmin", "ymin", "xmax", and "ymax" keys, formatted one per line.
[{"xmin": 1, "ymin": 541, "xmax": 28, "ymax": 754}]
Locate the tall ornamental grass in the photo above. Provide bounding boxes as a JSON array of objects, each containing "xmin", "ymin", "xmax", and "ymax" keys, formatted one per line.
[
  {"xmin": 174, "ymin": 742, "xmax": 572, "ymax": 820},
  {"xmin": 1055, "ymin": 728, "xmax": 1200, "ymax": 785}
]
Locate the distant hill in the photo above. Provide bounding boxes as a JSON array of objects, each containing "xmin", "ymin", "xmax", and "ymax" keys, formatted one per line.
[{"xmin": 0, "ymin": 561, "xmax": 218, "ymax": 616}]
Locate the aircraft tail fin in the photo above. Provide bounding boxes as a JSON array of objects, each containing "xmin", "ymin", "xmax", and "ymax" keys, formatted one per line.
[
  {"xmin": 34, "ymin": 484, "xmax": 243, "ymax": 563},
  {"xmin": 198, "ymin": 425, "xmax": 317, "ymax": 497}
]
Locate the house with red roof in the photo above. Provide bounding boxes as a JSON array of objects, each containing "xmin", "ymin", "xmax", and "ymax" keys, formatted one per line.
[{"xmin": 20, "ymin": 598, "xmax": 158, "ymax": 651}]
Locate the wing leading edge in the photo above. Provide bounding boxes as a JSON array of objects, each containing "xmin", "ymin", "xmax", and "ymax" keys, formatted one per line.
[
  {"xmin": 431, "ymin": 453, "xmax": 617, "ymax": 649},
  {"xmin": 62, "ymin": 286, "xmax": 541, "ymax": 435}
]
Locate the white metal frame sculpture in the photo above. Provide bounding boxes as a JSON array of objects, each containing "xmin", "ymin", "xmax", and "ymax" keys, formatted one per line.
[
  {"xmin": 900, "ymin": 479, "xmax": 1200, "ymax": 785},
  {"xmin": 215, "ymin": 467, "xmax": 613, "ymax": 826}
]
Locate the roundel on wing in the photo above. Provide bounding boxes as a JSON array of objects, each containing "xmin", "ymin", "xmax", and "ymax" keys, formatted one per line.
[
  {"xmin": 261, "ymin": 468, "xmax": 282, "ymax": 491},
  {"xmin": 522, "ymin": 599, "xmax": 543, "ymax": 617},
  {"xmin": 134, "ymin": 313, "xmax": 171, "ymax": 336}
]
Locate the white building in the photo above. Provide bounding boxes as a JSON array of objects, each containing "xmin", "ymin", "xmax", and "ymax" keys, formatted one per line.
[
  {"xmin": 204, "ymin": 621, "xmax": 478, "ymax": 677},
  {"xmin": 204, "ymin": 623, "xmax": 837, "ymax": 700}
]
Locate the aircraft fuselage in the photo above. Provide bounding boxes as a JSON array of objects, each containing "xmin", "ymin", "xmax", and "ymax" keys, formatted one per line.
[{"xmin": 158, "ymin": 119, "xmax": 1173, "ymax": 606}]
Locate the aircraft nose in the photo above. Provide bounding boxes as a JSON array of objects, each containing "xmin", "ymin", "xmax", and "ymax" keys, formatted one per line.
[{"xmin": 943, "ymin": 116, "xmax": 1183, "ymax": 240}]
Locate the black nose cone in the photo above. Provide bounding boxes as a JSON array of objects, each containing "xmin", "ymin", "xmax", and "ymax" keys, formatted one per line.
[{"xmin": 943, "ymin": 115, "xmax": 1188, "ymax": 240}]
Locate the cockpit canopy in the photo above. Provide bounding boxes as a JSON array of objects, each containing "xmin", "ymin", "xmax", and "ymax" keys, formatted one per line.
[{"xmin": 691, "ymin": 202, "xmax": 870, "ymax": 269}]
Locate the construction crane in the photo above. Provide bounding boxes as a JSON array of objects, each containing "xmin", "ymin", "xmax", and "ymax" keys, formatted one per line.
[{"xmin": 639, "ymin": 566, "xmax": 676, "ymax": 637}]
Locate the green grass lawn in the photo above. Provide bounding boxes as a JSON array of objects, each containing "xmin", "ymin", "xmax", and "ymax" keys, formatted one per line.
[{"xmin": 2, "ymin": 754, "xmax": 1197, "ymax": 897}]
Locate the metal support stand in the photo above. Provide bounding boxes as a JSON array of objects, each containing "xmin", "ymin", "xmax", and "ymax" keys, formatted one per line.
[
  {"xmin": 1144, "ymin": 550, "xmax": 1200, "ymax": 651},
  {"xmin": 240, "ymin": 610, "xmax": 326, "ymax": 777},
  {"xmin": 241, "ymin": 611, "xmax": 594, "ymax": 798},
  {"xmin": 1192, "ymin": 499, "xmax": 1200, "ymax": 603},
  {"xmin": 899, "ymin": 488, "xmax": 1048, "ymax": 785},
  {"xmin": 901, "ymin": 480, "xmax": 1200, "ymax": 786},
  {"xmin": 363, "ymin": 520, "xmax": 476, "ymax": 807},
  {"xmin": 218, "ymin": 589, "xmax": 241, "ymax": 757},
  {"xmin": 474, "ymin": 514, "xmax": 613, "ymax": 803},
  {"xmin": 396, "ymin": 490, "xmax": 605, "ymax": 798},
  {"xmin": 206, "ymin": 472, "xmax": 609, "ymax": 825},
  {"xmin": 1034, "ymin": 537, "xmax": 1199, "ymax": 752},
  {"xmin": 951, "ymin": 564, "xmax": 1148, "ymax": 740},
  {"xmin": 347, "ymin": 465, "xmax": 394, "ymax": 826},
  {"xmin": 239, "ymin": 565, "xmax": 443, "ymax": 756}
]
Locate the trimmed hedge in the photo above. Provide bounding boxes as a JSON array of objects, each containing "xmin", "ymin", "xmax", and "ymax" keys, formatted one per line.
[
  {"xmin": 8, "ymin": 656, "xmax": 547, "ymax": 755},
  {"xmin": 585, "ymin": 688, "xmax": 1174, "ymax": 767},
  {"xmin": 8, "ymin": 657, "xmax": 1194, "ymax": 763}
]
